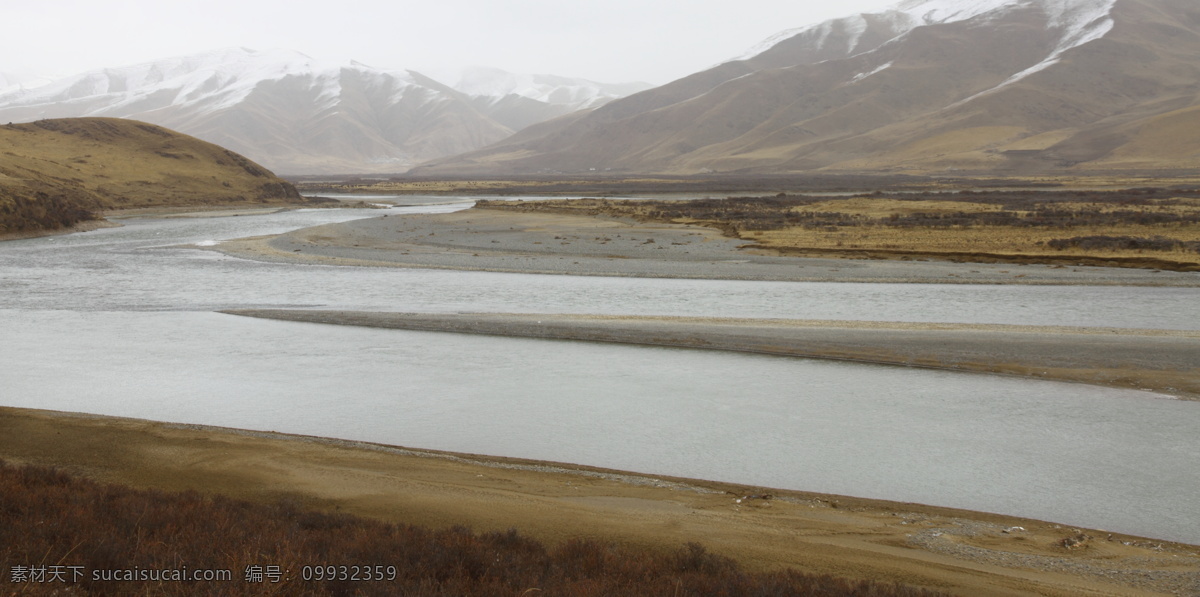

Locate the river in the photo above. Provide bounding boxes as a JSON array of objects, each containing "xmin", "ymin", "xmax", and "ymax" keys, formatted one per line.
[{"xmin": 1, "ymin": 202, "xmax": 1197, "ymax": 544}]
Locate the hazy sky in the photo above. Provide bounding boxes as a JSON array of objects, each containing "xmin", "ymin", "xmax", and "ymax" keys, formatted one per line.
[{"xmin": 5, "ymin": 0, "xmax": 900, "ymax": 84}]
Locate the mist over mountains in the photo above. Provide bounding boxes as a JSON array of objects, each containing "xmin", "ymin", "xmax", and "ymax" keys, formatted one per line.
[
  {"xmin": 4, "ymin": 0, "xmax": 1199, "ymax": 177},
  {"xmin": 423, "ymin": 66, "xmax": 653, "ymax": 132},
  {"xmin": 0, "ymin": 71, "xmax": 59, "ymax": 95},
  {"xmin": 0, "ymin": 49, "xmax": 650, "ymax": 175}
]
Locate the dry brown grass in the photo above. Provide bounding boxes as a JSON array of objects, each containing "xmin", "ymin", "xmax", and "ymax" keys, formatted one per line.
[
  {"xmin": 5, "ymin": 406, "xmax": 1195, "ymax": 597},
  {"xmin": 0, "ymin": 459, "xmax": 950, "ymax": 597},
  {"xmin": 478, "ymin": 190, "xmax": 1200, "ymax": 270},
  {"xmin": 0, "ymin": 118, "xmax": 302, "ymax": 234}
]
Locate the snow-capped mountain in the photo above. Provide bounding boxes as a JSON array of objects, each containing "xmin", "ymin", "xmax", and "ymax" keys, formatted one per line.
[
  {"xmin": 738, "ymin": 0, "xmax": 1117, "ymax": 98},
  {"xmin": 0, "ymin": 48, "xmax": 504, "ymax": 174},
  {"xmin": 0, "ymin": 49, "xmax": 647, "ymax": 174},
  {"xmin": 417, "ymin": 0, "xmax": 1200, "ymax": 176},
  {"xmin": 738, "ymin": 0, "xmax": 1114, "ymax": 62},
  {"xmin": 459, "ymin": 68, "xmax": 649, "ymax": 107},
  {"xmin": 427, "ymin": 66, "xmax": 653, "ymax": 131},
  {"xmin": 2, "ymin": 49, "xmax": 400, "ymax": 117}
]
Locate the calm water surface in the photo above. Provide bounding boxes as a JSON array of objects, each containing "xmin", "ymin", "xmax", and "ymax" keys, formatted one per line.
[{"xmin": 1, "ymin": 204, "xmax": 1197, "ymax": 544}]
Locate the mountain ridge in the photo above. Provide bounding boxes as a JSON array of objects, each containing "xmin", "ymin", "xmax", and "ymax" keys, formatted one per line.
[
  {"xmin": 414, "ymin": 0, "xmax": 1200, "ymax": 176},
  {"xmin": 0, "ymin": 49, "xmax": 649, "ymax": 175}
]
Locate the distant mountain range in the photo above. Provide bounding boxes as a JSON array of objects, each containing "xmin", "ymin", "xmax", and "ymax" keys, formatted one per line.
[
  {"xmin": 0, "ymin": 49, "xmax": 651, "ymax": 174},
  {"xmin": 6, "ymin": 0, "xmax": 1199, "ymax": 178},
  {"xmin": 416, "ymin": 0, "xmax": 1200, "ymax": 176},
  {"xmin": 425, "ymin": 66, "xmax": 653, "ymax": 132}
]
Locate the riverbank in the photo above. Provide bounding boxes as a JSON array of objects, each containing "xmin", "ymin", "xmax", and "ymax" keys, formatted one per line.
[
  {"xmin": 210, "ymin": 207, "xmax": 1200, "ymax": 285},
  {"xmin": 2, "ymin": 406, "xmax": 1196, "ymax": 597},
  {"xmin": 0, "ymin": 218, "xmax": 121, "ymax": 242},
  {"xmin": 0, "ymin": 199, "xmax": 377, "ymax": 242}
]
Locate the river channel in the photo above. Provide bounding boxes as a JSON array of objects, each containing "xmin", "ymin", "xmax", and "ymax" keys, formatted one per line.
[{"xmin": 1, "ymin": 201, "xmax": 1197, "ymax": 544}]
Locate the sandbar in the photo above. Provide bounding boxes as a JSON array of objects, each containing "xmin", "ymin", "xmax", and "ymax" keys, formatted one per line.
[
  {"xmin": 222, "ymin": 310, "xmax": 1200, "ymax": 401},
  {"xmin": 211, "ymin": 207, "xmax": 1200, "ymax": 286}
]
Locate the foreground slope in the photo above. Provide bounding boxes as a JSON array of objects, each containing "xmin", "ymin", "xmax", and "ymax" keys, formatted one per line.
[
  {"xmin": 3, "ymin": 406, "xmax": 1196, "ymax": 597},
  {"xmin": 414, "ymin": 0, "xmax": 1200, "ymax": 175},
  {"xmin": 0, "ymin": 117, "xmax": 300, "ymax": 235}
]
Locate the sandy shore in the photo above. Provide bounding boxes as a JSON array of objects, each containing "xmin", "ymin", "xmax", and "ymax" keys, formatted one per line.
[
  {"xmin": 211, "ymin": 207, "xmax": 1200, "ymax": 285},
  {"xmin": 2, "ymin": 406, "xmax": 1197, "ymax": 597},
  {"xmin": 222, "ymin": 311, "xmax": 1200, "ymax": 401}
]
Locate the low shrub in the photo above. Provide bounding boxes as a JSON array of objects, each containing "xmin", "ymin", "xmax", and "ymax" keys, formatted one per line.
[
  {"xmin": 1045, "ymin": 235, "xmax": 1200, "ymax": 253},
  {"xmin": 0, "ymin": 460, "xmax": 949, "ymax": 596}
]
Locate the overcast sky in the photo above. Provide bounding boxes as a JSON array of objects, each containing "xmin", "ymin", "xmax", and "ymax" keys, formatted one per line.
[{"xmin": 5, "ymin": 0, "xmax": 900, "ymax": 85}]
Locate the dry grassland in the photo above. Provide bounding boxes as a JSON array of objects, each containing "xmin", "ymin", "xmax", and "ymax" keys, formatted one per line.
[
  {"xmin": 748, "ymin": 197, "xmax": 1200, "ymax": 265},
  {"xmin": 0, "ymin": 118, "xmax": 303, "ymax": 235},
  {"xmin": 480, "ymin": 190, "xmax": 1200, "ymax": 270},
  {"xmin": 3, "ymin": 458, "xmax": 948, "ymax": 597}
]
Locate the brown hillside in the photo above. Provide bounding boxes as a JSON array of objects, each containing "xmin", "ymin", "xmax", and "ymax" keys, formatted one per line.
[
  {"xmin": 0, "ymin": 117, "xmax": 301, "ymax": 235},
  {"xmin": 412, "ymin": 0, "xmax": 1200, "ymax": 177}
]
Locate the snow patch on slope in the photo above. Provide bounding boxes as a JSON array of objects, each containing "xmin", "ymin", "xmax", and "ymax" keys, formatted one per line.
[
  {"xmin": 894, "ymin": 0, "xmax": 1024, "ymax": 25},
  {"xmin": 851, "ymin": 61, "xmax": 895, "ymax": 83},
  {"xmin": 844, "ymin": 16, "xmax": 870, "ymax": 53},
  {"xmin": 951, "ymin": 0, "xmax": 1117, "ymax": 104}
]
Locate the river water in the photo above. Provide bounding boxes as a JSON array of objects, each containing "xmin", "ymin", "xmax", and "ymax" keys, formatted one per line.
[{"xmin": 1, "ymin": 203, "xmax": 1198, "ymax": 544}]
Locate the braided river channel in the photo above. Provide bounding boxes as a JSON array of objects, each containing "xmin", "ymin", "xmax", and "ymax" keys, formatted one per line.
[{"xmin": 2, "ymin": 201, "xmax": 1198, "ymax": 544}]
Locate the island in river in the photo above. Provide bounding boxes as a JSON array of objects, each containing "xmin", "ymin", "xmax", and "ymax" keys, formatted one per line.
[{"xmin": 212, "ymin": 203, "xmax": 1200, "ymax": 401}]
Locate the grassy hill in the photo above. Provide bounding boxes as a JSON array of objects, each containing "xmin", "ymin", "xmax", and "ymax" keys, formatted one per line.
[{"xmin": 0, "ymin": 118, "xmax": 302, "ymax": 235}]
